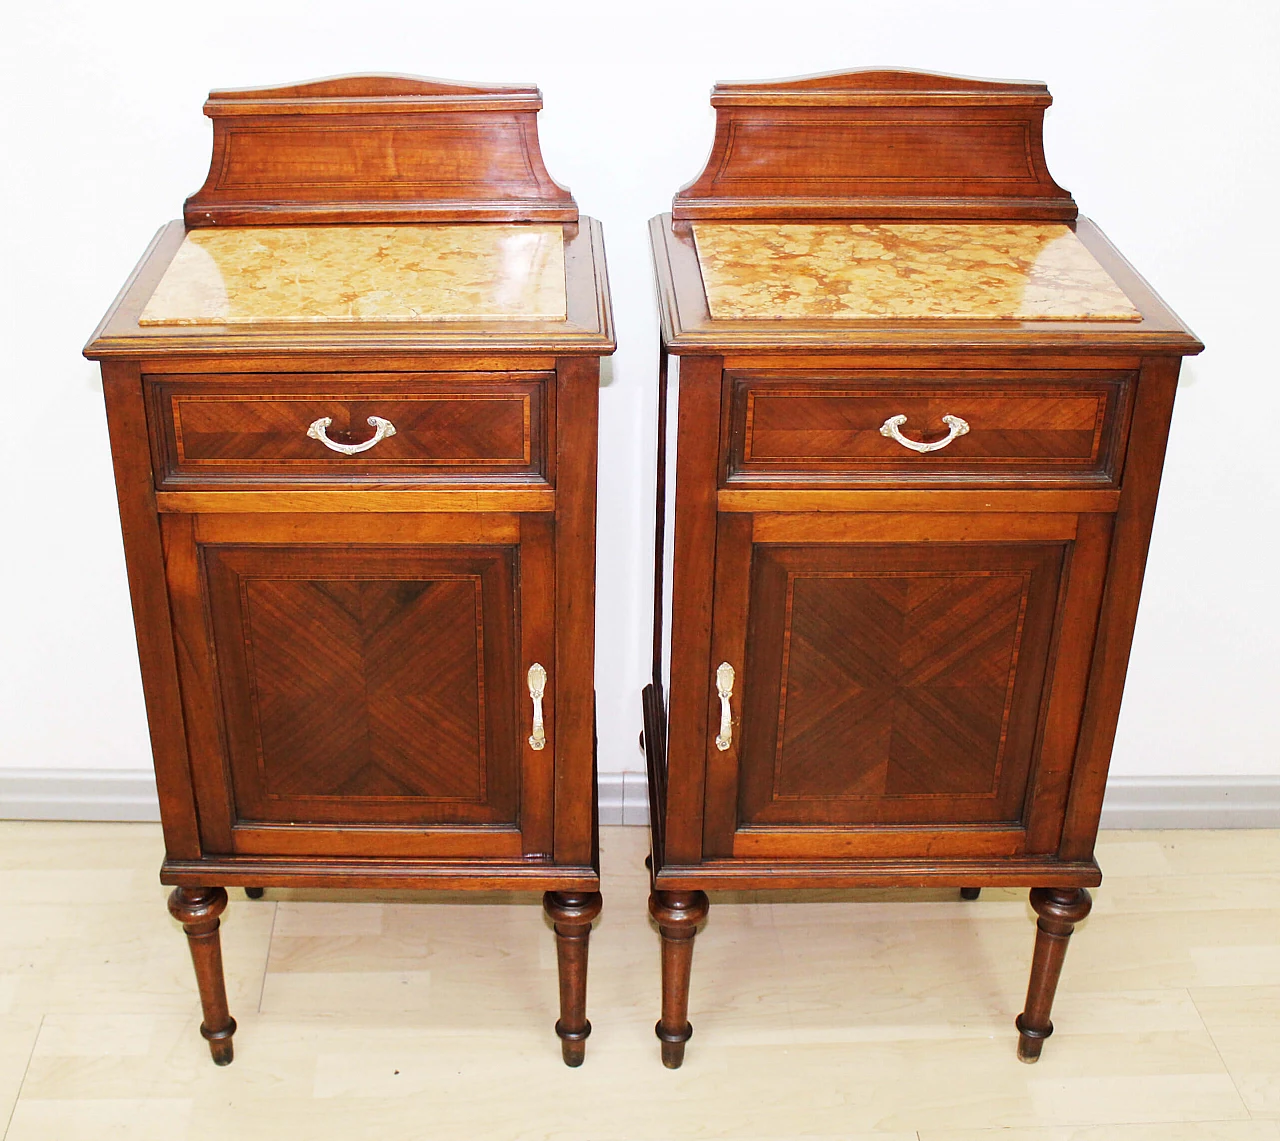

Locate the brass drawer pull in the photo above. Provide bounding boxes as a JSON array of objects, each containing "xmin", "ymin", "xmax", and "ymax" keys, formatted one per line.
[
  {"xmin": 527, "ymin": 663, "xmax": 547, "ymax": 751},
  {"xmin": 307, "ymin": 415, "xmax": 397, "ymax": 455},
  {"xmin": 714, "ymin": 662, "xmax": 735, "ymax": 752},
  {"xmin": 880, "ymin": 413, "xmax": 970, "ymax": 454}
]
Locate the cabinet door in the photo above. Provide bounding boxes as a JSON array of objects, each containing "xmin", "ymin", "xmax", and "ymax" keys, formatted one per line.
[
  {"xmin": 702, "ymin": 511, "xmax": 1111, "ymax": 861},
  {"xmin": 161, "ymin": 512, "xmax": 555, "ymax": 860}
]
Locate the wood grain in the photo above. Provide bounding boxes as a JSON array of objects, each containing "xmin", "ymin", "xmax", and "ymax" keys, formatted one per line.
[
  {"xmin": 99, "ymin": 361, "xmax": 202, "ymax": 860},
  {"xmin": 184, "ymin": 74, "xmax": 576, "ymax": 226},
  {"xmin": 552, "ymin": 356, "xmax": 600, "ymax": 868},
  {"xmin": 673, "ymin": 68, "xmax": 1075, "ymax": 221},
  {"xmin": 661, "ymin": 356, "xmax": 725, "ymax": 865},
  {"xmin": 206, "ymin": 544, "xmax": 520, "ymax": 828},
  {"xmin": 148, "ymin": 373, "xmax": 550, "ymax": 488},
  {"xmin": 727, "ymin": 369, "xmax": 1133, "ymax": 487}
]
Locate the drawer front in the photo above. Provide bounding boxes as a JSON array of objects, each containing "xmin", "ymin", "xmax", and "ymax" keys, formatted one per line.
[
  {"xmin": 147, "ymin": 372, "xmax": 551, "ymax": 488},
  {"xmin": 727, "ymin": 370, "xmax": 1133, "ymax": 487}
]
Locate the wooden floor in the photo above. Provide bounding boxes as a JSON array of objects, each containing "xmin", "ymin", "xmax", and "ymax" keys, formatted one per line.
[{"xmin": 0, "ymin": 823, "xmax": 1278, "ymax": 1140}]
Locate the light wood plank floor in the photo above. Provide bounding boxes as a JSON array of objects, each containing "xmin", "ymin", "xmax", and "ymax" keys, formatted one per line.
[{"xmin": 1, "ymin": 822, "xmax": 1278, "ymax": 1140}]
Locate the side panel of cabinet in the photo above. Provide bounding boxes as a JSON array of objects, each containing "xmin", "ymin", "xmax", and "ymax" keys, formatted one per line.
[
  {"xmin": 702, "ymin": 511, "xmax": 1111, "ymax": 861},
  {"xmin": 160, "ymin": 511, "xmax": 555, "ymax": 860}
]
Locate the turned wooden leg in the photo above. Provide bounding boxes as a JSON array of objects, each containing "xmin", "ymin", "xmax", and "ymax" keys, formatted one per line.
[
  {"xmin": 649, "ymin": 889, "xmax": 709, "ymax": 1069},
  {"xmin": 543, "ymin": 891, "xmax": 603, "ymax": 1067},
  {"xmin": 960, "ymin": 887, "xmax": 981, "ymax": 900},
  {"xmin": 243, "ymin": 887, "xmax": 265, "ymax": 899},
  {"xmin": 1016, "ymin": 886, "xmax": 1092, "ymax": 1063},
  {"xmin": 167, "ymin": 887, "xmax": 237, "ymax": 1065}
]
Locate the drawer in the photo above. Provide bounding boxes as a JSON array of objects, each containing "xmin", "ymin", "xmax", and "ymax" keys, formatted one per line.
[
  {"xmin": 726, "ymin": 370, "xmax": 1134, "ymax": 488},
  {"xmin": 146, "ymin": 372, "xmax": 551, "ymax": 489}
]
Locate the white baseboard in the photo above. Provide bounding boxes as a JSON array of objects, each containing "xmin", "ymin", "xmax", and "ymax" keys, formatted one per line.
[
  {"xmin": 1098, "ymin": 775, "xmax": 1280, "ymax": 829},
  {"xmin": 2, "ymin": 769, "xmax": 1278, "ymax": 830},
  {"xmin": 601, "ymin": 773, "xmax": 1280, "ymax": 832},
  {"xmin": 0, "ymin": 768, "xmax": 654, "ymax": 827},
  {"xmin": 0, "ymin": 768, "xmax": 161, "ymax": 822},
  {"xmin": 597, "ymin": 772, "xmax": 650, "ymax": 825}
]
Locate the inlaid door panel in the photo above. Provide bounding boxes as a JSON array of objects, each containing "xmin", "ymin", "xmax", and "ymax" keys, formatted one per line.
[
  {"xmin": 702, "ymin": 512, "xmax": 1111, "ymax": 860},
  {"xmin": 161, "ymin": 512, "xmax": 554, "ymax": 859},
  {"xmin": 207, "ymin": 544, "xmax": 519, "ymax": 825}
]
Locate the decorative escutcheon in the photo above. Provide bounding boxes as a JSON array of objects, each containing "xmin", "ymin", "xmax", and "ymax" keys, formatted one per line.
[
  {"xmin": 714, "ymin": 662, "xmax": 735, "ymax": 752},
  {"xmin": 879, "ymin": 413, "xmax": 970, "ymax": 454},
  {"xmin": 307, "ymin": 415, "xmax": 397, "ymax": 455},
  {"xmin": 527, "ymin": 663, "xmax": 547, "ymax": 751}
]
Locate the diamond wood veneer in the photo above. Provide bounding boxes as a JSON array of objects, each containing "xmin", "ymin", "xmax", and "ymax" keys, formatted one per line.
[
  {"xmin": 206, "ymin": 545, "xmax": 520, "ymax": 828},
  {"xmin": 737, "ymin": 542, "xmax": 1064, "ymax": 829}
]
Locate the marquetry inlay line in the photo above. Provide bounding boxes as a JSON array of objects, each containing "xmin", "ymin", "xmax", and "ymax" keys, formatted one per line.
[
  {"xmin": 170, "ymin": 393, "xmax": 534, "ymax": 466},
  {"xmin": 739, "ymin": 389, "xmax": 1109, "ymax": 465}
]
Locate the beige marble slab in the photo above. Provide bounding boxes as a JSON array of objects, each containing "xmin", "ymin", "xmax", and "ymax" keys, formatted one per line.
[
  {"xmin": 692, "ymin": 222, "xmax": 1142, "ymax": 321},
  {"xmin": 139, "ymin": 224, "xmax": 567, "ymax": 325}
]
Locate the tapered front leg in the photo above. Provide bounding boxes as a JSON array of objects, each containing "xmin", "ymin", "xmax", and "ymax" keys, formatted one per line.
[
  {"xmin": 543, "ymin": 891, "xmax": 603, "ymax": 1066},
  {"xmin": 649, "ymin": 889, "xmax": 709, "ymax": 1068},
  {"xmin": 167, "ymin": 886, "xmax": 236, "ymax": 1065},
  {"xmin": 1016, "ymin": 887, "xmax": 1092, "ymax": 1062}
]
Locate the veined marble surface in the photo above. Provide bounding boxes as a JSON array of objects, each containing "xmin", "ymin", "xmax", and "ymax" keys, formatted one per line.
[
  {"xmin": 691, "ymin": 223, "xmax": 1141, "ymax": 322},
  {"xmin": 139, "ymin": 224, "xmax": 567, "ymax": 325}
]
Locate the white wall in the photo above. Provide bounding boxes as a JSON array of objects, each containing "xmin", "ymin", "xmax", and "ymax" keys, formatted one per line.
[{"xmin": 2, "ymin": 0, "xmax": 1277, "ymax": 787}]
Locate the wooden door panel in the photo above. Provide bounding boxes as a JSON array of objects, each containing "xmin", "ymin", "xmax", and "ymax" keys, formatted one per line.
[
  {"xmin": 206, "ymin": 545, "xmax": 518, "ymax": 826},
  {"xmin": 162, "ymin": 513, "xmax": 554, "ymax": 859},
  {"xmin": 701, "ymin": 512, "xmax": 1115, "ymax": 861},
  {"xmin": 737, "ymin": 542, "xmax": 1063, "ymax": 828}
]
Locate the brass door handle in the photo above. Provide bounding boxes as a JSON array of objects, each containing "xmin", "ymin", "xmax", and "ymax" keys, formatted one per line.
[
  {"xmin": 714, "ymin": 662, "xmax": 735, "ymax": 752},
  {"xmin": 307, "ymin": 415, "xmax": 397, "ymax": 455},
  {"xmin": 527, "ymin": 663, "xmax": 547, "ymax": 751},
  {"xmin": 879, "ymin": 413, "xmax": 969, "ymax": 454}
]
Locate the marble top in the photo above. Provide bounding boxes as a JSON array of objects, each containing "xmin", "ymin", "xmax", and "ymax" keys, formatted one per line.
[
  {"xmin": 138, "ymin": 224, "xmax": 567, "ymax": 325},
  {"xmin": 691, "ymin": 223, "xmax": 1141, "ymax": 322}
]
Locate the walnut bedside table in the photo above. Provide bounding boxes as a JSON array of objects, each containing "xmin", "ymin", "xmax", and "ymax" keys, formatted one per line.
[
  {"xmin": 642, "ymin": 68, "xmax": 1201, "ymax": 1067},
  {"xmin": 85, "ymin": 75, "xmax": 614, "ymax": 1066}
]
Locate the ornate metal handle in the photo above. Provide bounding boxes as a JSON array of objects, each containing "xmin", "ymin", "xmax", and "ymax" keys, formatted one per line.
[
  {"xmin": 879, "ymin": 413, "xmax": 970, "ymax": 454},
  {"xmin": 307, "ymin": 415, "xmax": 397, "ymax": 455},
  {"xmin": 714, "ymin": 662, "xmax": 735, "ymax": 752},
  {"xmin": 527, "ymin": 663, "xmax": 547, "ymax": 751}
]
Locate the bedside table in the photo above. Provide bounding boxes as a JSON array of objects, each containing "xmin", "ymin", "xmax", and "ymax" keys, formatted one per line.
[
  {"xmin": 642, "ymin": 68, "xmax": 1201, "ymax": 1067},
  {"xmin": 85, "ymin": 75, "xmax": 614, "ymax": 1066}
]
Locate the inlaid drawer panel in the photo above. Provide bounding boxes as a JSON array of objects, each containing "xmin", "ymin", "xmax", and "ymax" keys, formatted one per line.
[
  {"xmin": 146, "ymin": 372, "xmax": 551, "ymax": 488},
  {"xmin": 726, "ymin": 370, "xmax": 1134, "ymax": 487}
]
